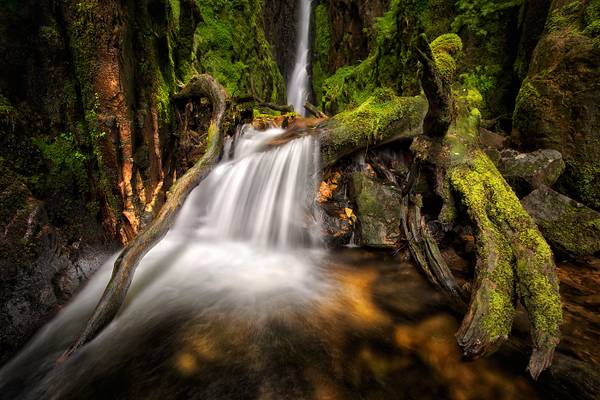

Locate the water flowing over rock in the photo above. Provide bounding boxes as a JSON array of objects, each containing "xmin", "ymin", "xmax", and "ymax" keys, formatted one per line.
[{"xmin": 0, "ymin": 126, "xmax": 329, "ymax": 398}]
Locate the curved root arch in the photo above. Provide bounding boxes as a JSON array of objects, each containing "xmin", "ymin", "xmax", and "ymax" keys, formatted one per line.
[{"xmin": 58, "ymin": 74, "xmax": 228, "ymax": 362}]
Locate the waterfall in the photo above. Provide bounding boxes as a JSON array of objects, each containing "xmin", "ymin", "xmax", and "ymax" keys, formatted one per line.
[
  {"xmin": 287, "ymin": 0, "xmax": 312, "ymax": 115},
  {"xmin": 0, "ymin": 127, "xmax": 328, "ymax": 397},
  {"xmin": 187, "ymin": 125, "xmax": 322, "ymax": 248}
]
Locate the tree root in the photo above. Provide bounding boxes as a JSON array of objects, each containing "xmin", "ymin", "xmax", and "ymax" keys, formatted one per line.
[
  {"xmin": 400, "ymin": 194, "xmax": 465, "ymax": 305},
  {"xmin": 58, "ymin": 74, "xmax": 228, "ymax": 363},
  {"xmin": 448, "ymin": 151, "xmax": 562, "ymax": 379},
  {"xmin": 406, "ymin": 34, "xmax": 562, "ymax": 379}
]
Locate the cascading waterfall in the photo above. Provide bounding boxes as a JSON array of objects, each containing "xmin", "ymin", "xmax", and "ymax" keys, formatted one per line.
[
  {"xmin": 287, "ymin": 0, "xmax": 312, "ymax": 115},
  {"xmin": 0, "ymin": 126, "xmax": 329, "ymax": 398}
]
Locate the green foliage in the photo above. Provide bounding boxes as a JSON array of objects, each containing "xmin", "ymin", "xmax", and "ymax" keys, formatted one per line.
[
  {"xmin": 194, "ymin": 0, "xmax": 285, "ymax": 101},
  {"xmin": 452, "ymin": 0, "xmax": 523, "ymax": 37},
  {"xmin": 319, "ymin": 0, "xmax": 424, "ymax": 113},
  {"xmin": 459, "ymin": 65, "xmax": 499, "ymax": 96}
]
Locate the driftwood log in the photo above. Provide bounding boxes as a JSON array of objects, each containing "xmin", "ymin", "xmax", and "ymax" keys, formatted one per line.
[{"xmin": 58, "ymin": 74, "xmax": 228, "ymax": 362}]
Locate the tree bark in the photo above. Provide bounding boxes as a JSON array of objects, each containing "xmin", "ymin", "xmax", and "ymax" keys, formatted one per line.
[{"xmin": 59, "ymin": 74, "xmax": 228, "ymax": 362}]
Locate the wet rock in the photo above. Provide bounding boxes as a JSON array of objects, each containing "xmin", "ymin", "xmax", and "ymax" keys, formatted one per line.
[
  {"xmin": 521, "ymin": 186, "xmax": 600, "ymax": 256},
  {"xmin": 351, "ymin": 171, "xmax": 403, "ymax": 248},
  {"xmin": 498, "ymin": 149, "xmax": 565, "ymax": 197}
]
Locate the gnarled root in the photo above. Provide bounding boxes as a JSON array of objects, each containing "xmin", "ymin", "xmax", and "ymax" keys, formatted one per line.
[
  {"xmin": 400, "ymin": 195, "xmax": 465, "ymax": 305},
  {"xmin": 448, "ymin": 151, "xmax": 562, "ymax": 379},
  {"xmin": 58, "ymin": 74, "xmax": 228, "ymax": 362}
]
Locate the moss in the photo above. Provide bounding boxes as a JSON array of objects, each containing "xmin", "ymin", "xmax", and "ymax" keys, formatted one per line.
[
  {"xmin": 565, "ymin": 159, "xmax": 600, "ymax": 210},
  {"xmin": 546, "ymin": 1, "xmax": 583, "ymax": 32},
  {"xmin": 193, "ymin": 0, "xmax": 285, "ymax": 102},
  {"xmin": 449, "ymin": 154, "xmax": 516, "ymax": 342},
  {"xmin": 330, "ymin": 89, "xmax": 425, "ymax": 149},
  {"xmin": 312, "ymin": 3, "xmax": 332, "ymax": 105},
  {"xmin": 512, "ymin": 79, "xmax": 540, "ymax": 131},
  {"xmin": 319, "ymin": 0, "xmax": 425, "ymax": 113},
  {"xmin": 430, "ymin": 33, "xmax": 463, "ymax": 81},
  {"xmin": 450, "ymin": 149, "xmax": 562, "ymax": 349}
]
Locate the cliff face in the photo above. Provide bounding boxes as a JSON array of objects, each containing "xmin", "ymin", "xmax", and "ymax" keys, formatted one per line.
[
  {"xmin": 263, "ymin": 0, "xmax": 298, "ymax": 84},
  {"xmin": 513, "ymin": 0, "xmax": 600, "ymax": 210}
]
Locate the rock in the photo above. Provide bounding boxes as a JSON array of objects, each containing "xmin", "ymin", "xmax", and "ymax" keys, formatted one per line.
[
  {"xmin": 498, "ymin": 148, "xmax": 565, "ymax": 196},
  {"xmin": 0, "ymin": 164, "xmax": 112, "ymax": 364},
  {"xmin": 512, "ymin": 0, "xmax": 600, "ymax": 209},
  {"xmin": 351, "ymin": 171, "xmax": 403, "ymax": 248},
  {"xmin": 479, "ymin": 128, "xmax": 507, "ymax": 150},
  {"xmin": 521, "ymin": 186, "xmax": 600, "ymax": 256}
]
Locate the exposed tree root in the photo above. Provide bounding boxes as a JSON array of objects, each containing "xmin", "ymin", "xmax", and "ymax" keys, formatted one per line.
[
  {"xmin": 448, "ymin": 151, "xmax": 561, "ymax": 379},
  {"xmin": 400, "ymin": 194, "xmax": 465, "ymax": 304},
  {"xmin": 58, "ymin": 74, "xmax": 228, "ymax": 363},
  {"xmin": 408, "ymin": 34, "xmax": 561, "ymax": 378}
]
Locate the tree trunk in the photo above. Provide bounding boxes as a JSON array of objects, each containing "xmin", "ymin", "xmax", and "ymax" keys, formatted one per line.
[{"xmin": 59, "ymin": 74, "xmax": 228, "ymax": 362}]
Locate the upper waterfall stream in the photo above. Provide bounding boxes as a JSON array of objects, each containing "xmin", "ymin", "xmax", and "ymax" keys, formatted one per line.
[{"xmin": 287, "ymin": 0, "xmax": 312, "ymax": 115}]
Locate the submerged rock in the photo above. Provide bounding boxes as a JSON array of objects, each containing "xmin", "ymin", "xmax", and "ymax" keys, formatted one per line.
[
  {"xmin": 351, "ymin": 171, "xmax": 403, "ymax": 248},
  {"xmin": 521, "ymin": 186, "xmax": 600, "ymax": 257},
  {"xmin": 498, "ymin": 149, "xmax": 565, "ymax": 196}
]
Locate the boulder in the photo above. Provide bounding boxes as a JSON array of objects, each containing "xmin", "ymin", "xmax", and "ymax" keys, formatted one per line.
[
  {"xmin": 498, "ymin": 148, "xmax": 565, "ymax": 196},
  {"xmin": 521, "ymin": 186, "xmax": 600, "ymax": 257},
  {"xmin": 351, "ymin": 171, "xmax": 403, "ymax": 248},
  {"xmin": 512, "ymin": 0, "xmax": 600, "ymax": 209}
]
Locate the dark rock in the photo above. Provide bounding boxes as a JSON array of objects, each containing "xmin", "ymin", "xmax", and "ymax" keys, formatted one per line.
[
  {"xmin": 479, "ymin": 128, "xmax": 507, "ymax": 150},
  {"xmin": 351, "ymin": 171, "xmax": 403, "ymax": 248},
  {"xmin": 327, "ymin": 0, "xmax": 390, "ymax": 70},
  {"xmin": 512, "ymin": 0, "xmax": 600, "ymax": 209},
  {"xmin": 263, "ymin": 0, "xmax": 297, "ymax": 82},
  {"xmin": 0, "ymin": 166, "xmax": 112, "ymax": 365},
  {"xmin": 498, "ymin": 148, "xmax": 565, "ymax": 196},
  {"xmin": 521, "ymin": 186, "xmax": 600, "ymax": 257}
]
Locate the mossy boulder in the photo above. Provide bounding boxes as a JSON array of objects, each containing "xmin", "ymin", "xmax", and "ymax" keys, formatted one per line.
[
  {"xmin": 498, "ymin": 149, "xmax": 565, "ymax": 197},
  {"xmin": 352, "ymin": 171, "xmax": 404, "ymax": 248},
  {"xmin": 513, "ymin": 0, "xmax": 600, "ymax": 210},
  {"xmin": 521, "ymin": 185, "xmax": 600, "ymax": 257}
]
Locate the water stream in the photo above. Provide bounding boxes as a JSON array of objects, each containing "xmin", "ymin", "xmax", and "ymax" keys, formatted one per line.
[
  {"xmin": 0, "ymin": 125, "xmax": 541, "ymax": 399},
  {"xmin": 287, "ymin": 0, "xmax": 312, "ymax": 115}
]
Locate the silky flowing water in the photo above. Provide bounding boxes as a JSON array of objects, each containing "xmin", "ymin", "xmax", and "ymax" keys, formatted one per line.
[
  {"xmin": 0, "ymin": 126, "xmax": 540, "ymax": 399},
  {"xmin": 287, "ymin": 0, "xmax": 312, "ymax": 115}
]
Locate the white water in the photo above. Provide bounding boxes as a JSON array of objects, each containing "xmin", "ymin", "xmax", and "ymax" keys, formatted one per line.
[
  {"xmin": 0, "ymin": 126, "xmax": 329, "ymax": 395},
  {"xmin": 287, "ymin": 0, "xmax": 312, "ymax": 115}
]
